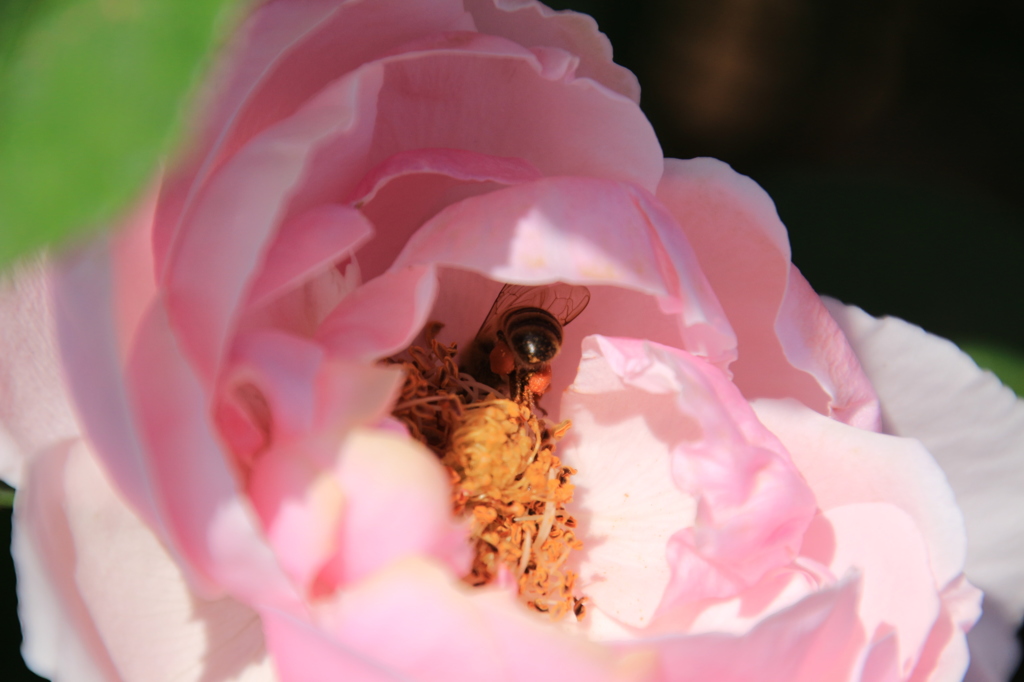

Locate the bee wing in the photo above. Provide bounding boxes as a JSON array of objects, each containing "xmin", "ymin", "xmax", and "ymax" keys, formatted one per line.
[
  {"xmin": 473, "ymin": 282, "xmax": 591, "ymax": 343},
  {"xmin": 543, "ymin": 282, "xmax": 591, "ymax": 326},
  {"xmin": 473, "ymin": 283, "xmax": 522, "ymax": 342}
]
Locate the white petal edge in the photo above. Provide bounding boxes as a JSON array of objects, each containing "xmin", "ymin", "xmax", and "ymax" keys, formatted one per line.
[{"xmin": 824, "ymin": 299, "xmax": 1024, "ymax": 679}]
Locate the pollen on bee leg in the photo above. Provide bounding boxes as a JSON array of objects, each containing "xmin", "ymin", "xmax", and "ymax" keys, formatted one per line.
[{"xmin": 386, "ymin": 323, "xmax": 587, "ymax": 621}]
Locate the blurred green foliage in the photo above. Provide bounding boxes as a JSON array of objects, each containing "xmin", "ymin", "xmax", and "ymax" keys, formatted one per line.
[
  {"xmin": 0, "ymin": 0, "xmax": 245, "ymax": 269},
  {"xmin": 961, "ymin": 343, "xmax": 1024, "ymax": 398}
]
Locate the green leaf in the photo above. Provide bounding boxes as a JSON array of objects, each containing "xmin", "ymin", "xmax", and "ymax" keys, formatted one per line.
[
  {"xmin": 0, "ymin": 484, "xmax": 13, "ymax": 508},
  {"xmin": 959, "ymin": 342, "xmax": 1024, "ymax": 398},
  {"xmin": 0, "ymin": 0, "xmax": 247, "ymax": 269}
]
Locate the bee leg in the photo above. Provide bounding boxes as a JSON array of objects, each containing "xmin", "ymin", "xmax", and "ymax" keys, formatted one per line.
[{"xmin": 508, "ymin": 369, "xmax": 531, "ymax": 406}]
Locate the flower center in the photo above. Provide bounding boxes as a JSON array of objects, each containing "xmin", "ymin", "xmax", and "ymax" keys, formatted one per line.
[{"xmin": 387, "ymin": 323, "xmax": 586, "ymax": 620}]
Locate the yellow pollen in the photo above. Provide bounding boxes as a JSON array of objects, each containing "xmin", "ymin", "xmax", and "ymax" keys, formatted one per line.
[{"xmin": 387, "ymin": 323, "xmax": 587, "ymax": 621}]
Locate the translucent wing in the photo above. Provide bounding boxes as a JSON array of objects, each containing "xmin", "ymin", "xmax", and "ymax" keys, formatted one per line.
[{"xmin": 473, "ymin": 282, "xmax": 591, "ymax": 343}]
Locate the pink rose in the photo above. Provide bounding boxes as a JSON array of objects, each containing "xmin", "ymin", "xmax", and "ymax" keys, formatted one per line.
[{"xmin": 2, "ymin": 1, "xmax": 1022, "ymax": 680}]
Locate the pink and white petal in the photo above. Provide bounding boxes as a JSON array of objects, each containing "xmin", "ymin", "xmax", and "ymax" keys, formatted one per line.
[
  {"xmin": 13, "ymin": 440, "xmax": 123, "ymax": 682},
  {"xmin": 127, "ymin": 301, "xmax": 296, "ymax": 606},
  {"xmin": 246, "ymin": 204, "xmax": 374, "ymax": 308},
  {"xmin": 311, "ymin": 360, "xmax": 405, "ymax": 438},
  {"xmin": 658, "ymin": 566, "xmax": 829, "ymax": 639},
  {"xmin": 825, "ymin": 504, "xmax": 945, "ymax": 677},
  {"xmin": 238, "ymin": 263, "xmax": 359, "ymax": 340},
  {"xmin": 246, "ymin": 440, "xmax": 346, "ymax": 594},
  {"xmin": 908, "ymin": 576, "xmax": 982, "ymax": 682},
  {"xmin": 54, "ymin": 240, "xmax": 166, "ymax": 536},
  {"xmin": 752, "ymin": 398, "xmax": 968, "ymax": 590},
  {"xmin": 633, "ymin": 577, "xmax": 864, "ymax": 682},
  {"xmin": 315, "ymin": 429, "xmax": 471, "ymax": 591},
  {"xmin": 223, "ymin": 330, "xmax": 326, "ymax": 444},
  {"xmin": 392, "ymin": 177, "xmax": 736, "ymax": 375},
  {"xmin": 262, "ymin": 558, "xmax": 637, "ymax": 682},
  {"xmin": 776, "ymin": 269, "xmax": 881, "ymax": 430},
  {"xmin": 566, "ymin": 336, "xmax": 814, "ymax": 613},
  {"xmin": 154, "ymin": 0, "xmax": 474, "ymax": 270},
  {"xmin": 560, "ymin": 342, "xmax": 698, "ymax": 634},
  {"xmin": 656, "ymin": 158, "xmax": 879, "ymax": 425},
  {"xmin": 63, "ymin": 441, "xmax": 275, "ymax": 682},
  {"xmin": 823, "ymin": 301, "xmax": 1024, "ymax": 676},
  {"xmin": 0, "ymin": 259, "xmax": 79, "ymax": 486},
  {"xmin": 237, "ymin": 362, "xmax": 405, "ymax": 593},
  {"xmin": 363, "ymin": 39, "xmax": 663, "ymax": 193},
  {"xmin": 351, "ymin": 148, "xmax": 542, "ymax": 281},
  {"xmin": 163, "ymin": 65, "xmax": 385, "ymax": 385},
  {"xmin": 463, "ymin": 0, "xmax": 641, "ymax": 102},
  {"xmin": 316, "ymin": 265, "xmax": 437, "ymax": 363}
]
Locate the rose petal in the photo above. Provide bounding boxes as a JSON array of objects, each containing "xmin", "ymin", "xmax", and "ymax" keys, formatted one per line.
[
  {"xmin": 224, "ymin": 330, "xmax": 326, "ymax": 444},
  {"xmin": 246, "ymin": 204, "xmax": 374, "ymax": 308},
  {"xmin": 314, "ymin": 428, "xmax": 472, "ymax": 590},
  {"xmin": 824, "ymin": 504, "xmax": 942, "ymax": 676},
  {"xmin": 822, "ymin": 302, "xmax": 1024, "ymax": 679},
  {"xmin": 168, "ymin": 33, "xmax": 663, "ymax": 384},
  {"xmin": 463, "ymin": 0, "xmax": 641, "ymax": 102},
  {"xmin": 127, "ymin": 300, "xmax": 296, "ymax": 605},
  {"xmin": 560, "ymin": 342, "xmax": 698, "ymax": 633},
  {"xmin": 392, "ymin": 177, "xmax": 736, "ymax": 374},
  {"xmin": 55, "ymin": 240, "xmax": 166, "ymax": 535},
  {"xmin": 752, "ymin": 398, "xmax": 968, "ymax": 590},
  {"xmin": 239, "ymin": 263, "xmax": 360, "ymax": 340},
  {"xmin": 262, "ymin": 557, "xmax": 635, "ymax": 682},
  {"xmin": 64, "ymin": 441, "xmax": 275, "ymax": 682},
  {"xmin": 352, "ymin": 148, "xmax": 542, "ymax": 281},
  {"xmin": 153, "ymin": 0, "xmax": 474, "ymax": 270},
  {"xmin": 566, "ymin": 336, "xmax": 814, "ymax": 615},
  {"xmin": 0, "ymin": 259, "xmax": 78, "ymax": 486},
  {"xmin": 247, "ymin": 440, "xmax": 346, "ymax": 593},
  {"xmin": 13, "ymin": 441, "xmax": 121, "ymax": 682},
  {"xmin": 164, "ymin": 65, "xmax": 385, "ymax": 384},
  {"xmin": 317, "ymin": 265, "xmax": 438, "ymax": 362},
  {"xmin": 363, "ymin": 35, "xmax": 663, "ymax": 191},
  {"xmin": 657, "ymin": 158, "xmax": 879, "ymax": 427},
  {"xmin": 909, "ymin": 576, "xmax": 982, "ymax": 682},
  {"xmin": 776, "ymin": 269, "xmax": 881, "ymax": 430},
  {"xmin": 14, "ymin": 439, "xmax": 277, "ymax": 682},
  {"xmin": 633, "ymin": 577, "xmax": 864, "ymax": 682}
]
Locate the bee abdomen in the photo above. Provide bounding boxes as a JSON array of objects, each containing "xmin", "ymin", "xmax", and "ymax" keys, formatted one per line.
[{"xmin": 502, "ymin": 307, "xmax": 563, "ymax": 366}]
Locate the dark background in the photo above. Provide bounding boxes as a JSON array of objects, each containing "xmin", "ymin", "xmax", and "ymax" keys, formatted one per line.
[{"xmin": 3, "ymin": 0, "xmax": 1023, "ymax": 679}]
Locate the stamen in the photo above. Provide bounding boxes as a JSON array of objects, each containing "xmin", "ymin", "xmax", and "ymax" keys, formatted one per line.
[{"xmin": 387, "ymin": 323, "xmax": 587, "ymax": 620}]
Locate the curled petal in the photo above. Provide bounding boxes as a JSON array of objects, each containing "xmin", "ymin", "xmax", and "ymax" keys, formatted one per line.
[
  {"xmin": 352, "ymin": 148, "xmax": 542, "ymax": 281},
  {"xmin": 246, "ymin": 204, "xmax": 373, "ymax": 308},
  {"xmin": 657, "ymin": 158, "xmax": 879, "ymax": 426},
  {"xmin": 317, "ymin": 265, "xmax": 438, "ymax": 363},
  {"xmin": 753, "ymin": 398, "xmax": 969, "ymax": 590},
  {"xmin": 463, "ymin": 0, "xmax": 641, "ymax": 102},
  {"xmin": 564, "ymin": 336, "xmax": 814, "ymax": 617}
]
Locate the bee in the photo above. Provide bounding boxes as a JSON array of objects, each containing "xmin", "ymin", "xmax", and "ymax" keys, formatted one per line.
[{"xmin": 461, "ymin": 282, "xmax": 591, "ymax": 406}]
